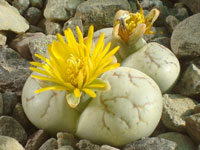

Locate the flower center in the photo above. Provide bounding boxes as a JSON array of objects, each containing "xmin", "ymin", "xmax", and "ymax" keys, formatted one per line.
[
  {"xmin": 118, "ymin": 12, "xmax": 146, "ymax": 43},
  {"xmin": 66, "ymin": 54, "xmax": 86, "ymax": 87}
]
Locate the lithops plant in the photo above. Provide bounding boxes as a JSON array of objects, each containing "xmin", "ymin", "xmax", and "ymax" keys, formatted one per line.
[
  {"xmin": 93, "ymin": 1, "xmax": 180, "ymax": 93},
  {"xmin": 22, "ymin": 25, "xmax": 120, "ymax": 134},
  {"xmin": 22, "ymin": 25, "xmax": 163, "ymax": 147},
  {"xmin": 76, "ymin": 67, "xmax": 162, "ymax": 146},
  {"xmin": 112, "ymin": 2, "xmax": 180, "ymax": 93}
]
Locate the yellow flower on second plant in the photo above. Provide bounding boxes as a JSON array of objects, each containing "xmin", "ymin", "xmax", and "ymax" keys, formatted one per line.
[
  {"xmin": 114, "ymin": 0, "xmax": 160, "ymax": 43},
  {"xmin": 30, "ymin": 25, "xmax": 120, "ymax": 108}
]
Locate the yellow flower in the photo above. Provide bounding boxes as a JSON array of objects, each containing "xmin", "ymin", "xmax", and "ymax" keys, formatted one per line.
[
  {"xmin": 114, "ymin": 0, "xmax": 160, "ymax": 43},
  {"xmin": 30, "ymin": 25, "xmax": 120, "ymax": 108}
]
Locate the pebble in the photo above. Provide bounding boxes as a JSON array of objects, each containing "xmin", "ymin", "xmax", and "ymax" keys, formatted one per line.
[
  {"xmin": 58, "ymin": 146, "xmax": 75, "ymax": 150},
  {"xmin": 185, "ymin": 113, "xmax": 200, "ymax": 143},
  {"xmin": 174, "ymin": 64, "xmax": 200, "ymax": 97},
  {"xmin": 75, "ymin": 0, "xmax": 130, "ymax": 33},
  {"xmin": 0, "ymin": 46, "xmax": 31, "ymax": 94},
  {"xmin": 179, "ymin": 0, "xmax": 200, "ymax": 14},
  {"xmin": 28, "ymin": 35, "xmax": 57, "ymax": 61},
  {"xmin": 0, "ymin": 116, "xmax": 27, "ymax": 145},
  {"xmin": 76, "ymin": 140, "xmax": 100, "ymax": 150},
  {"xmin": 171, "ymin": 14, "xmax": 200, "ymax": 58},
  {"xmin": 2, "ymin": 92, "xmax": 18, "ymax": 115},
  {"xmin": 25, "ymin": 129, "xmax": 49, "ymax": 150},
  {"xmin": 157, "ymin": 132, "xmax": 197, "ymax": 150},
  {"xmin": 0, "ymin": 0, "xmax": 29, "ymax": 33},
  {"xmin": 100, "ymin": 145, "xmax": 120, "ymax": 150},
  {"xmin": 0, "ymin": 31, "xmax": 7, "ymax": 45},
  {"xmin": 161, "ymin": 94, "xmax": 197, "ymax": 132},
  {"xmin": 0, "ymin": 136, "xmax": 24, "ymax": 150},
  {"xmin": 25, "ymin": 7, "xmax": 43, "ymax": 25},
  {"xmin": 194, "ymin": 104, "xmax": 200, "ymax": 113},
  {"xmin": 39, "ymin": 138, "xmax": 58, "ymax": 150},
  {"xmin": 0, "ymin": 93, "xmax": 3, "ymax": 116},
  {"xmin": 28, "ymin": 25, "xmax": 44, "ymax": 33},
  {"xmin": 63, "ymin": 17, "xmax": 84, "ymax": 39},
  {"xmin": 9, "ymin": 32, "xmax": 45, "ymax": 60},
  {"xmin": 165, "ymin": 15, "xmax": 180, "ymax": 33},
  {"xmin": 150, "ymin": 37, "xmax": 170, "ymax": 49},
  {"xmin": 44, "ymin": 20, "xmax": 63, "ymax": 35},
  {"xmin": 30, "ymin": 0, "xmax": 43, "ymax": 8},
  {"xmin": 44, "ymin": 0, "xmax": 83, "ymax": 21},
  {"xmin": 57, "ymin": 132, "xmax": 77, "ymax": 148},
  {"xmin": 12, "ymin": 103, "xmax": 33, "ymax": 131},
  {"xmin": 12, "ymin": 0, "xmax": 30, "ymax": 14},
  {"xmin": 123, "ymin": 137, "xmax": 177, "ymax": 150}
]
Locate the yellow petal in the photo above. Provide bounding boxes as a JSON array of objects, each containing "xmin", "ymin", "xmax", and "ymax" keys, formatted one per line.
[
  {"xmin": 34, "ymin": 85, "xmax": 67, "ymax": 93},
  {"xmin": 83, "ymin": 88, "xmax": 96, "ymax": 98},
  {"xmin": 56, "ymin": 33, "xmax": 65, "ymax": 45},
  {"xmin": 92, "ymin": 33, "xmax": 104, "ymax": 59},
  {"xmin": 29, "ymin": 67, "xmax": 49, "ymax": 76},
  {"xmin": 85, "ymin": 25, "xmax": 94, "ymax": 56},
  {"xmin": 30, "ymin": 62, "xmax": 44, "ymax": 68},
  {"xmin": 74, "ymin": 88, "xmax": 81, "ymax": 98},
  {"xmin": 76, "ymin": 26, "xmax": 84, "ymax": 44}
]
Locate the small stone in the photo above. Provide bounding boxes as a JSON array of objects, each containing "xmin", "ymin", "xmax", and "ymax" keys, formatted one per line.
[
  {"xmin": 25, "ymin": 7, "xmax": 43, "ymax": 25},
  {"xmin": 185, "ymin": 113, "xmax": 200, "ymax": 143},
  {"xmin": 143, "ymin": 26, "xmax": 169, "ymax": 42},
  {"xmin": 174, "ymin": 64, "xmax": 200, "ymax": 97},
  {"xmin": 150, "ymin": 37, "xmax": 170, "ymax": 49},
  {"xmin": 25, "ymin": 129, "xmax": 49, "ymax": 150},
  {"xmin": 12, "ymin": 0, "xmax": 30, "ymax": 14},
  {"xmin": 161, "ymin": 94, "xmax": 197, "ymax": 132},
  {"xmin": 0, "ymin": 93, "xmax": 3, "ymax": 116},
  {"xmin": 76, "ymin": 140, "xmax": 100, "ymax": 150},
  {"xmin": 0, "ymin": 46, "xmax": 30, "ymax": 69},
  {"xmin": 2, "ymin": 92, "xmax": 18, "ymax": 115},
  {"xmin": 28, "ymin": 25, "xmax": 44, "ymax": 33},
  {"xmin": 165, "ymin": 15, "xmax": 180, "ymax": 33},
  {"xmin": 194, "ymin": 104, "xmax": 200, "ymax": 113},
  {"xmin": 128, "ymin": 0, "xmax": 137, "ymax": 12},
  {"xmin": 157, "ymin": 132, "xmax": 197, "ymax": 150},
  {"xmin": 0, "ymin": 116, "xmax": 27, "ymax": 145},
  {"xmin": 30, "ymin": 0, "xmax": 43, "ymax": 8},
  {"xmin": 123, "ymin": 137, "xmax": 177, "ymax": 150},
  {"xmin": 57, "ymin": 132, "xmax": 77, "ymax": 148},
  {"xmin": 44, "ymin": 20, "xmax": 63, "ymax": 35},
  {"xmin": 44, "ymin": 0, "xmax": 84, "ymax": 21},
  {"xmin": 0, "ymin": 0, "xmax": 29, "ymax": 33},
  {"xmin": 100, "ymin": 145, "xmax": 120, "ymax": 150},
  {"xmin": 63, "ymin": 17, "xmax": 83, "ymax": 39},
  {"xmin": 0, "ymin": 31, "xmax": 7, "ymax": 45},
  {"xmin": 0, "ymin": 136, "xmax": 24, "ymax": 150},
  {"xmin": 0, "ymin": 46, "xmax": 31, "ymax": 94},
  {"xmin": 39, "ymin": 138, "xmax": 58, "ymax": 150},
  {"xmin": 174, "ymin": 3, "xmax": 185, "ymax": 9},
  {"xmin": 75, "ymin": 0, "xmax": 130, "ymax": 33},
  {"xmin": 179, "ymin": 0, "xmax": 200, "ymax": 14},
  {"xmin": 58, "ymin": 146, "xmax": 74, "ymax": 150},
  {"xmin": 175, "ymin": 8, "xmax": 189, "ymax": 21},
  {"xmin": 9, "ymin": 32, "xmax": 45, "ymax": 60},
  {"xmin": 171, "ymin": 14, "xmax": 200, "ymax": 58},
  {"xmin": 28, "ymin": 35, "xmax": 57, "ymax": 61},
  {"xmin": 12, "ymin": 103, "xmax": 33, "ymax": 131}
]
